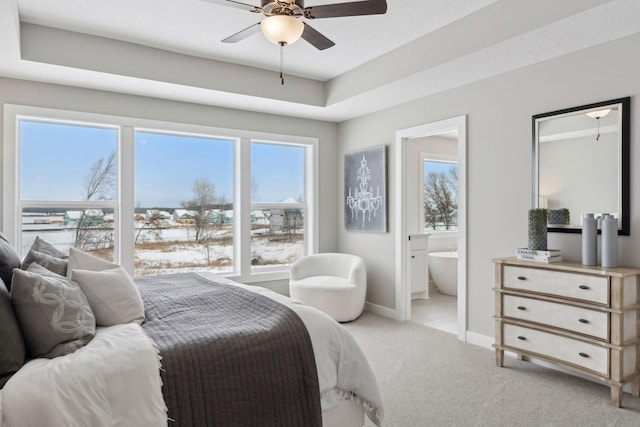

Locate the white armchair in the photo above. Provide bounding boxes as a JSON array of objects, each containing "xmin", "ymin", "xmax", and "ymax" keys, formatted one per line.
[{"xmin": 289, "ymin": 253, "xmax": 367, "ymax": 322}]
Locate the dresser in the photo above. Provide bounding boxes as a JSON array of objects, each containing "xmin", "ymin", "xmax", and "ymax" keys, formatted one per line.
[{"xmin": 493, "ymin": 257, "xmax": 640, "ymax": 407}]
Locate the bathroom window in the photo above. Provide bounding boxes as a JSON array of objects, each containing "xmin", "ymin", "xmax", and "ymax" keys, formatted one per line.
[{"xmin": 423, "ymin": 159, "xmax": 458, "ymax": 232}]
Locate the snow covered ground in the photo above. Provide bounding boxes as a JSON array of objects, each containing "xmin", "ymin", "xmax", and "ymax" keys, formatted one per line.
[{"xmin": 22, "ymin": 224, "xmax": 304, "ymax": 276}]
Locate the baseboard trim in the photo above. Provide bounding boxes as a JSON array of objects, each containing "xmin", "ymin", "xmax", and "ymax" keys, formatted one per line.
[
  {"xmin": 465, "ymin": 331, "xmax": 494, "ymax": 349},
  {"xmin": 364, "ymin": 301, "xmax": 396, "ymax": 319}
]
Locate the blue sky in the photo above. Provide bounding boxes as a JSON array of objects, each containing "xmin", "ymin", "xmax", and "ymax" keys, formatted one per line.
[
  {"xmin": 20, "ymin": 121, "xmax": 304, "ymax": 207},
  {"xmin": 424, "ymin": 159, "xmax": 458, "ymax": 179}
]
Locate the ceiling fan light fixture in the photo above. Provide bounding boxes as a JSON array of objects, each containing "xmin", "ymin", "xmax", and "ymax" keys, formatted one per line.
[{"xmin": 260, "ymin": 15, "xmax": 304, "ymax": 45}]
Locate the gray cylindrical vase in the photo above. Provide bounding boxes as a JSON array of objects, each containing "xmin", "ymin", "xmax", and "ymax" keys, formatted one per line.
[
  {"xmin": 601, "ymin": 213, "xmax": 618, "ymax": 268},
  {"xmin": 581, "ymin": 213, "xmax": 597, "ymax": 266}
]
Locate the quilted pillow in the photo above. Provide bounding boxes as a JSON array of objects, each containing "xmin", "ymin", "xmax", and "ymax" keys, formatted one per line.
[
  {"xmin": 0, "ymin": 281, "xmax": 25, "ymax": 388},
  {"xmin": 71, "ymin": 267, "xmax": 145, "ymax": 326},
  {"xmin": 28, "ymin": 236, "xmax": 69, "ymax": 259},
  {"xmin": 66, "ymin": 247, "xmax": 119, "ymax": 278},
  {"xmin": 11, "ymin": 265, "xmax": 96, "ymax": 359},
  {"xmin": 21, "ymin": 250, "xmax": 68, "ymax": 276},
  {"xmin": 0, "ymin": 232, "xmax": 21, "ymax": 292}
]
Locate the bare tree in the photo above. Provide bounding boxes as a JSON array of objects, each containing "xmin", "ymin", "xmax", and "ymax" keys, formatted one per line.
[
  {"xmin": 74, "ymin": 151, "xmax": 116, "ymax": 249},
  {"xmin": 283, "ymin": 209, "xmax": 303, "ymax": 239},
  {"xmin": 134, "ymin": 211, "xmax": 163, "ymax": 245},
  {"xmin": 423, "ymin": 168, "xmax": 458, "ymax": 231},
  {"xmin": 182, "ymin": 178, "xmax": 216, "ymax": 243},
  {"xmin": 216, "ymin": 194, "xmax": 227, "ymax": 228}
]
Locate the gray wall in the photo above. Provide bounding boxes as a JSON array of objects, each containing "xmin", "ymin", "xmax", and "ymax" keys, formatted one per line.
[
  {"xmin": 337, "ymin": 33, "xmax": 640, "ymax": 338},
  {"xmin": 0, "ymin": 77, "xmax": 340, "ymax": 289}
]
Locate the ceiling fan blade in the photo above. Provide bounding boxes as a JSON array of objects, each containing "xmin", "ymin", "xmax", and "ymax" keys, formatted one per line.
[
  {"xmin": 303, "ymin": 0, "xmax": 387, "ymax": 19},
  {"xmin": 301, "ymin": 23, "xmax": 335, "ymax": 50},
  {"xmin": 221, "ymin": 22, "xmax": 262, "ymax": 43},
  {"xmin": 201, "ymin": 0, "xmax": 261, "ymax": 13}
]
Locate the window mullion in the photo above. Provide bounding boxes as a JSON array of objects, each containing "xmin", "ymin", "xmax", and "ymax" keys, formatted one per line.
[
  {"xmin": 119, "ymin": 126, "xmax": 135, "ymax": 274},
  {"xmin": 236, "ymin": 138, "xmax": 252, "ymax": 277}
]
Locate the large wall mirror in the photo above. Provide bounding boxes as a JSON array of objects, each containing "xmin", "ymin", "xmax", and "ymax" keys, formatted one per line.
[{"xmin": 532, "ymin": 97, "xmax": 630, "ymax": 235}]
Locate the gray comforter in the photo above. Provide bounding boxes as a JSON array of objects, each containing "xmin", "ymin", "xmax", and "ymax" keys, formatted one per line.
[{"xmin": 136, "ymin": 273, "xmax": 322, "ymax": 427}]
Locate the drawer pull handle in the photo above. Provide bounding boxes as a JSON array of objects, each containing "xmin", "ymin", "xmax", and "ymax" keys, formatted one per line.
[
  {"xmin": 578, "ymin": 352, "xmax": 589, "ymax": 358},
  {"xmin": 517, "ymin": 306, "xmax": 526, "ymax": 311},
  {"xmin": 517, "ymin": 276, "xmax": 527, "ymax": 281},
  {"xmin": 517, "ymin": 336, "xmax": 527, "ymax": 341},
  {"xmin": 579, "ymin": 285, "xmax": 590, "ymax": 290},
  {"xmin": 578, "ymin": 318, "xmax": 589, "ymax": 324}
]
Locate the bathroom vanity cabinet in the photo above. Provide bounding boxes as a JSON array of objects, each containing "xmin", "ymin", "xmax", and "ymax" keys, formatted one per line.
[
  {"xmin": 409, "ymin": 234, "xmax": 429, "ymax": 299},
  {"xmin": 493, "ymin": 257, "xmax": 640, "ymax": 407}
]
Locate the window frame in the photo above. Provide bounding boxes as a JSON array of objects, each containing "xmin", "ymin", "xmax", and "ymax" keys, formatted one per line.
[
  {"xmin": 4, "ymin": 104, "xmax": 318, "ymax": 282},
  {"xmin": 249, "ymin": 139, "xmax": 308, "ymax": 272}
]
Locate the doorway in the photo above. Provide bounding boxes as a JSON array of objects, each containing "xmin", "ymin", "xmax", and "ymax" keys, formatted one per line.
[{"xmin": 394, "ymin": 116, "xmax": 467, "ymax": 342}]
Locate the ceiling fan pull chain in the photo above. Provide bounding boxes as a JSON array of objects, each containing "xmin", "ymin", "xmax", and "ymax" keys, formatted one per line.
[{"xmin": 280, "ymin": 42, "xmax": 285, "ymax": 85}]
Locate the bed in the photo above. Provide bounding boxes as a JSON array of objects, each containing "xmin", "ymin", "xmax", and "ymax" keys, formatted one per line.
[{"xmin": 0, "ymin": 245, "xmax": 383, "ymax": 427}]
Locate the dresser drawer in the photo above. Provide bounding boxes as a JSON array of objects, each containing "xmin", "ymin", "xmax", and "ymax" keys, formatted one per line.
[
  {"xmin": 503, "ymin": 295, "xmax": 609, "ymax": 340},
  {"xmin": 503, "ymin": 266, "xmax": 609, "ymax": 305},
  {"xmin": 503, "ymin": 324, "xmax": 609, "ymax": 376}
]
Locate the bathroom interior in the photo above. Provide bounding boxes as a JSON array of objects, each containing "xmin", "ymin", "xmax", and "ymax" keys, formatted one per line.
[{"xmin": 407, "ymin": 133, "xmax": 459, "ymax": 334}]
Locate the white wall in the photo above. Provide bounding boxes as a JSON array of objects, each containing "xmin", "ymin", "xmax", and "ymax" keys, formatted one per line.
[
  {"xmin": 0, "ymin": 77, "xmax": 339, "ymax": 290},
  {"xmin": 338, "ymin": 33, "xmax": 640, "ymax": 337}
]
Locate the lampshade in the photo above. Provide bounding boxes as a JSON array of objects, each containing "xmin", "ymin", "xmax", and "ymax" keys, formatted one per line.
[
  {"xmin": 586, "ymin": 108, "xmax": 612, "ymax": 119},
  {"xmin": 260, "ymin": 15, "xmax": 304, "ymax": 45}
]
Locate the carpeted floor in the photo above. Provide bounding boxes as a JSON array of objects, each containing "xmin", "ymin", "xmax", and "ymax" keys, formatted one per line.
[{"xmin": 342, "ymin": 312, "xmax": 640, "ymax": 427}]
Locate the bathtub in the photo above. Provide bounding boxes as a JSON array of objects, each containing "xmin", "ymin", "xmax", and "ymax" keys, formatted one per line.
[{"xmin": 428, "ymin": 251, "xmax": 458, "ymax": 296}]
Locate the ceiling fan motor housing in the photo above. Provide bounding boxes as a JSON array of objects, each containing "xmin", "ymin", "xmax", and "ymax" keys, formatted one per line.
[{"xmin": 261, "ymin": 0, "xmax": 304, "ymax": 16}]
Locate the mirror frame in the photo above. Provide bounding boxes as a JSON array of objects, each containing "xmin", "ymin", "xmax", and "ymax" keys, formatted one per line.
[{"xmin": 532, "ymin": 97, "xmax": 631, "ymax": 235}]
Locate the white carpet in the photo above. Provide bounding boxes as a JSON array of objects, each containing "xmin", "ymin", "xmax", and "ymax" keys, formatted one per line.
[{"xmin": 343, "ymin": 312, "xmax": 640, "ymax": 427}]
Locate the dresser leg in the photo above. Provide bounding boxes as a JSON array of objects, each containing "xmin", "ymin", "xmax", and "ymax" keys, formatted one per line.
[
  {"xmin": 610, "ymin": 385, "xmax": 622, "ymax": 407},
  {"xmin": 496, "ymin": 349, "xmax": 504, "ymax": 367},
  {"xmin": 631, "ymin": 378, "xmax": 640, "ymax": 398}
]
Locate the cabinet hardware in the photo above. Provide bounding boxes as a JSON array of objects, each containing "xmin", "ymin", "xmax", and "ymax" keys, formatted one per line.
[
  {"xmin": 578, "ymin": 319, "xmax": 589, "ymax": 324},
  {"xmin": 579, "ymin": 352, "xmax": 589, "ymax": 358},
  {"xmin": 517, "ymin": 306, "xmax": 526, "ymax": 311},
  {"xmin": 579, "ymin": 285, "xmax": 590, "ymax": 290},
  {"xmin": 517, "ymin": 276, "xmax": 527, "ymax": 281},
  {"xmin": 517, "ymin": 336, "xmax": 527, "ymax": 341}
]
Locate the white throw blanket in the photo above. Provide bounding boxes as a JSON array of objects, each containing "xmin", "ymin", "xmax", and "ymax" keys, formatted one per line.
[
  {"xmin": 200, "ymin": 273, "xmax": 384, "ymax": 426},
  {"xmin": 0, "ymin": 323, "xmax": 166, "ymax": 427}
]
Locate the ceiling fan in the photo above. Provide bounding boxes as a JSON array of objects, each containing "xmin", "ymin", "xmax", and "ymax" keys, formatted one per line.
[{"xmin": 203, "ymin": 0, "xmax": 388, "ymax": 50}]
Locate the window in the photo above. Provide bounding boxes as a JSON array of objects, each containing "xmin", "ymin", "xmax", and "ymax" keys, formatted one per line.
[
  {"xmin": 18, "ymin": 119, "xmax": 118, "ymax": 260},
  {"xmin": 423, "ymin": 159, "xmax": 458, "ymax": 232},
  {"xmin": 5, "ymin": 105, "xmax": 317, "ymax": 280},
  {"xmin": 134, "ymin": 131, "xmax": 234, "ymax": 276},
  {"xmin": 250, "ymin": 141, "xmax": 306, "ymax": 269}
]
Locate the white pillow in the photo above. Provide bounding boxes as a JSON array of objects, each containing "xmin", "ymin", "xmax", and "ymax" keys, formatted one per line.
[
  {"xmin": 66, "ymin": 247, "xmax": 119, "ymax": 278},
  {"xmin": 70, "ymin": 267, "xmax": 145, "ymax": 326}
]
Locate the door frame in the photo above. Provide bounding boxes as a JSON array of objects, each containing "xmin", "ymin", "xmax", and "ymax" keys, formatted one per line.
[{"xmin": 394, "ymin": 115, "xmax": 467, "ymax": 341}]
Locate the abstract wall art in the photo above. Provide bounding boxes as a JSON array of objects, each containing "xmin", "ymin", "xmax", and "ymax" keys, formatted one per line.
[{"xmin": 344, "ymin": 145, "xmax": 387, "ymax": 233}]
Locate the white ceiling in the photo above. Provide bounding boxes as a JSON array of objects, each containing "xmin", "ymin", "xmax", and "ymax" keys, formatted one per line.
[{"xmin": 1, "ymin": 0, "xmax": 639, "ymax": 122}]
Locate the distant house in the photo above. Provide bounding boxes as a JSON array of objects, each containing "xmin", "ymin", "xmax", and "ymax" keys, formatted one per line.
[
  {"xmin": 64, "ymin": 209, "xmax": 105, "ymax": 226},
  {"xmin": 205, "ymin": 209, "xmax": 233, "ymax": 224},
  {"xmin": 251, "ymin": 210, "xmax": 267, "ymax": 225},
  {"xmin": 268, "ymin": 209, "xmax": 284, "ymax": 232},
  {"xmin": 172, "ymin": 209, "xmax": 196, "ymax": 224},
  {"xmin": 146, "ymin": 209, "xmax": 171, "ymax": 220}
]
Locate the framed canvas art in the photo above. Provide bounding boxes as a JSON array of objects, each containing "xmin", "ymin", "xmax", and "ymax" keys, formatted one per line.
[{"xmin": 344, "ymin": 145, "xmax": 387, "ymax": 233}]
